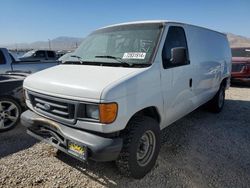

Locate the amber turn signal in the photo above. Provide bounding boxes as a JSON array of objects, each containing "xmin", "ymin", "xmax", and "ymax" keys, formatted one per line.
[{"xmin": 99, "ymin": 103, "xmax": 118, "ymax": 124}]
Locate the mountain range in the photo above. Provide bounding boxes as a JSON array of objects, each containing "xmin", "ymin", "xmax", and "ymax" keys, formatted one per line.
[
  {"xmin": 227, "ymin": 33, "xmax": 250, "ymax": 47},
  {"xmin": 3, "ymin": 37, "xmax": 84, "ymax": 51},
  {"xmin": 2, "ymin": 33, "xmax": 250, "ymax": 51}
]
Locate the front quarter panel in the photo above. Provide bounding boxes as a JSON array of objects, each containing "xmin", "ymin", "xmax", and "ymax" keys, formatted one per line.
[{"xmin": 100, "ymin": 63, "xmax": 164, "ymax": 132}]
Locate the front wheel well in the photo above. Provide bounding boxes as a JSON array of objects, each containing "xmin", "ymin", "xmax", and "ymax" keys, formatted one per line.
[
  {"xmin": 128, "ymin": 106, "xmax": 161, "ymax": 125},
  {"xmin": 0, "ymin": 95, "xmax": 22, "ymax": 108}
]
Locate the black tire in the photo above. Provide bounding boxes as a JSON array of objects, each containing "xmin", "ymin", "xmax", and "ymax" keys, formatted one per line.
[
  {"xmin": 116, "ymin": 116, "xmax": 160, "ymax": 179},
  {"xmin": 0, "ymin": 97, "xmax": 21, "ymax": 132},
  {"xmin": 207, "ymin": 85, "xmax": 226, "ymax": 113}
]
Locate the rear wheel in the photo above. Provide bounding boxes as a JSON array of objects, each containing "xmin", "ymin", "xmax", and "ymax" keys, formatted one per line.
[
  {"xmin": 207, "ymin": 85, "xmax": 226, "ymax": 113},
  {"xmin": 0, "ymin": 98, "xmax": 21, "ymax": 132},
  {"xmin": 116, "ymin": 116, "xmax": 160, "ymax": 179}
]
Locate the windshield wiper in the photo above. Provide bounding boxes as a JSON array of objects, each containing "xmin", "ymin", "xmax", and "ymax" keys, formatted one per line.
[
  {"xmin": 95, "ymin": 55, "xmax": 132, "ymax": 67},
  {"xmin": 70, "ymin": 55, "xmax": 85, "ymax": 64},
  {"xmin": 65, "ymin": 55, "xmax": 149, "ymax": 67}
]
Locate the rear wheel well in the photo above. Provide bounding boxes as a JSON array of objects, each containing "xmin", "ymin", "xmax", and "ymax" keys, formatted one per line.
[{"xmin": 221, "ymin": 77, "xmax": 228, "ymax": 88}]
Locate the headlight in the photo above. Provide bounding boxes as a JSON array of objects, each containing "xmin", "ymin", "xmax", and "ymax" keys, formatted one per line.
[
  {"xmin": 86, "ymin": 104, "xmax": 99, "ymax": 120},
  {"xmin": 78, "ymin": 103, "xmax": 118, "ymax": 124}
]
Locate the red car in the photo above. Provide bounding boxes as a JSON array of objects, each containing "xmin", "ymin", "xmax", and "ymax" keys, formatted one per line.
[{"xmin": 231, "ymin": 47, "xmax": 250, "ymax": 84}]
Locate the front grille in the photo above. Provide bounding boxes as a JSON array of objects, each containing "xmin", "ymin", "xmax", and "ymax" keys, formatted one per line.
[
  {"xmin": 28, "ymin": 91, "xmax": 76, "ymax": 124},
  {"xmin": 232, "ymin": 63, "xmax": 244, "ymax": 72}
]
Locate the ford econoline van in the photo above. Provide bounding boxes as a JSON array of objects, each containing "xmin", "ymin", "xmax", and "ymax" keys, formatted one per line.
[{"xmin": 21, "ymin": 21, "xmax": 232, "ymax": 178}]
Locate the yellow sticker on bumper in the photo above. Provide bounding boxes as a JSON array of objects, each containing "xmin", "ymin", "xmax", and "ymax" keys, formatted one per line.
[{"xmin": 68, "ymin": 142, "xmax": 85, "ymax": 155}]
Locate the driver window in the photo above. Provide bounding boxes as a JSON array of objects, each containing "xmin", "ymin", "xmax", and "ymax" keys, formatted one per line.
[{"xmin": 162, "ymin": 26, "xmax": 189, "ymax": 68}]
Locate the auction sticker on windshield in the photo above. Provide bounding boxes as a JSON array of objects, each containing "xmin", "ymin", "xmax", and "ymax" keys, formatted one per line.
[{"xmin": 123, "ymin": 52, "xmax": 146, "ymax": 59}]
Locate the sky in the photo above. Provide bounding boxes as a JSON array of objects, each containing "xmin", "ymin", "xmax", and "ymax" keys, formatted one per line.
[{"xmin": 0, "ymin": 0, "xmax": 250, "ymax": 45}]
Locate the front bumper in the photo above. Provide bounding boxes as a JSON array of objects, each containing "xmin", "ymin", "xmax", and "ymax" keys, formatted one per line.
[{"xmin": 21, "ymin": 110, "xmax": 123, "ymax": 162}]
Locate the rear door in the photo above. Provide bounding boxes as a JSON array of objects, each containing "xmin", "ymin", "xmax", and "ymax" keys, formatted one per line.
[{"xmin": 160, "ymin": 25, "xmax": 196, "ymax": 125}]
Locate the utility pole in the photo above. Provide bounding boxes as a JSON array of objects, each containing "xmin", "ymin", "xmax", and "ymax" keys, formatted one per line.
[
  {"xmin": 15, "ymin": 43, "xmax": 18, "ymax": 53},
  {"xmin": 48, "ymin": 39, "xmax": 51, "ymax": 50}
]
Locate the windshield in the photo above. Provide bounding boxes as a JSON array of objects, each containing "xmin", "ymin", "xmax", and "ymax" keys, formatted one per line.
[
  {"xmin": 64, "ymin": 23, "xmax": 163, "ymax": 65},
  {"xmin": 22, "ymin": 50, "xmax": 35, "ymax": 58},
  {"xmin": 231, "ymin": 48, "xmax": 250, "ymax": 57}
]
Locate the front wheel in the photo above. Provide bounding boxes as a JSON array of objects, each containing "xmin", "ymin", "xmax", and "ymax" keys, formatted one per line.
[
  {"xmin": 0, "ymin": 98, "xmax": 21, "ymax": 132},
  {"xmin": 116, "ymin": 116, "xmax": 160, "ymax": 179}
]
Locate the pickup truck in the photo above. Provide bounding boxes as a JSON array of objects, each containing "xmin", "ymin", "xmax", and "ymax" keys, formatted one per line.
[
  {"xmin": 0, "ymin": 48, "xmax": 59, "ymax": 74},
  {"xmin": 231, "ymin": 47, "xmax": 250, "ymax": 84},
  {"xmin": 21, "ymin": 21, "xmax": 231, "ymax": 179},
  {"xmin": 19, "ymin": 50, "xmax": 58, "ymax": 61}
]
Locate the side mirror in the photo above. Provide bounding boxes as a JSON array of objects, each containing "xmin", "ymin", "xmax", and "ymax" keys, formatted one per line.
[{"xmin": 171, "ymin": 47, "xmax": 187, "ymax": 65}]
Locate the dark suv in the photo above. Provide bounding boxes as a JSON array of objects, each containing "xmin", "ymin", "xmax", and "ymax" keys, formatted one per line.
[
  {"xmin": 231, "ymin": 47, "xmax": 250, "ymax": 84},
  {"xmin": 0, "ymin": 72, "xmax": 28, "ymax": 131}
]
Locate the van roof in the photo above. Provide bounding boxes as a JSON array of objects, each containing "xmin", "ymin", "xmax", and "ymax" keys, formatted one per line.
[{"xmin": 99, "ymin": 20, "xmax": 226, "ymax": 36}]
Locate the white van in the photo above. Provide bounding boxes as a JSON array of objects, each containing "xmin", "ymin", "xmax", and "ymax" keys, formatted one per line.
[{"xmin": 21, "ymin": 21, "xmax": 231, "ymax": 179}]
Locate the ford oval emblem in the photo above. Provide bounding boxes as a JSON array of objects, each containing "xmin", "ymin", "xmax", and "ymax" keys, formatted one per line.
[{"xmin": 44, "ymin": 103, "xmax": 51, "ymax": 111}]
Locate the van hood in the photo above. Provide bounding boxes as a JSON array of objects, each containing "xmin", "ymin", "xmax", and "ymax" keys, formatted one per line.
[{"xmin": 24, "ymin": 64, "xmax": 144, "ymax": 100}]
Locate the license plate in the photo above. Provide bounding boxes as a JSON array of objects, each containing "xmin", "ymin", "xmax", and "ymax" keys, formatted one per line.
[{"xmin": 68, "ymin": 141, "xmax": 86, "ymax": 159}]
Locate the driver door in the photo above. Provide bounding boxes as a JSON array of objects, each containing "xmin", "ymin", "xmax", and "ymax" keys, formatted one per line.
[{"xmin": 160, "ymin": 25, "xmax": 195, "ymax": 125}]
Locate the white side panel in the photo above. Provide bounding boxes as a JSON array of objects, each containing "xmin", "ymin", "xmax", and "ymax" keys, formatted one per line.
[{"xmin": 185, "ymin": 25, "xmax": 231, "ymax": 106}]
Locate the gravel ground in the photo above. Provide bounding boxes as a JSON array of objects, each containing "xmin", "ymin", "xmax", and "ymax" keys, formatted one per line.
[{"xmin": 0, "ymin": 86, "xmax": 250, "ymax": 188}]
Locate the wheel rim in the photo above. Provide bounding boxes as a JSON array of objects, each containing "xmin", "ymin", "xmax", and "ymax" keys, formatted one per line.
[
  {"xmin": 0, "ymin": 100, "xmax": 19, "ymax": 130},
  {"xmin": 218, "ymin": 88, "xmax": 225, "ymax": 108},
  {"xmin": 136, "ymin": 130, "xmax": 156, "ymax": 167}
]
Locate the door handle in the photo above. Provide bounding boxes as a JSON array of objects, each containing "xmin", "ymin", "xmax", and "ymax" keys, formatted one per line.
[{"xmin": 189, "ymin": 78, "xmax": 192, "ymax": 88}]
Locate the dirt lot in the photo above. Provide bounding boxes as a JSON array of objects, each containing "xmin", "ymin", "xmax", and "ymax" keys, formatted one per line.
[{"xmin": 0, "ymin": 86, "xmax": 250, "ymax": 188}]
